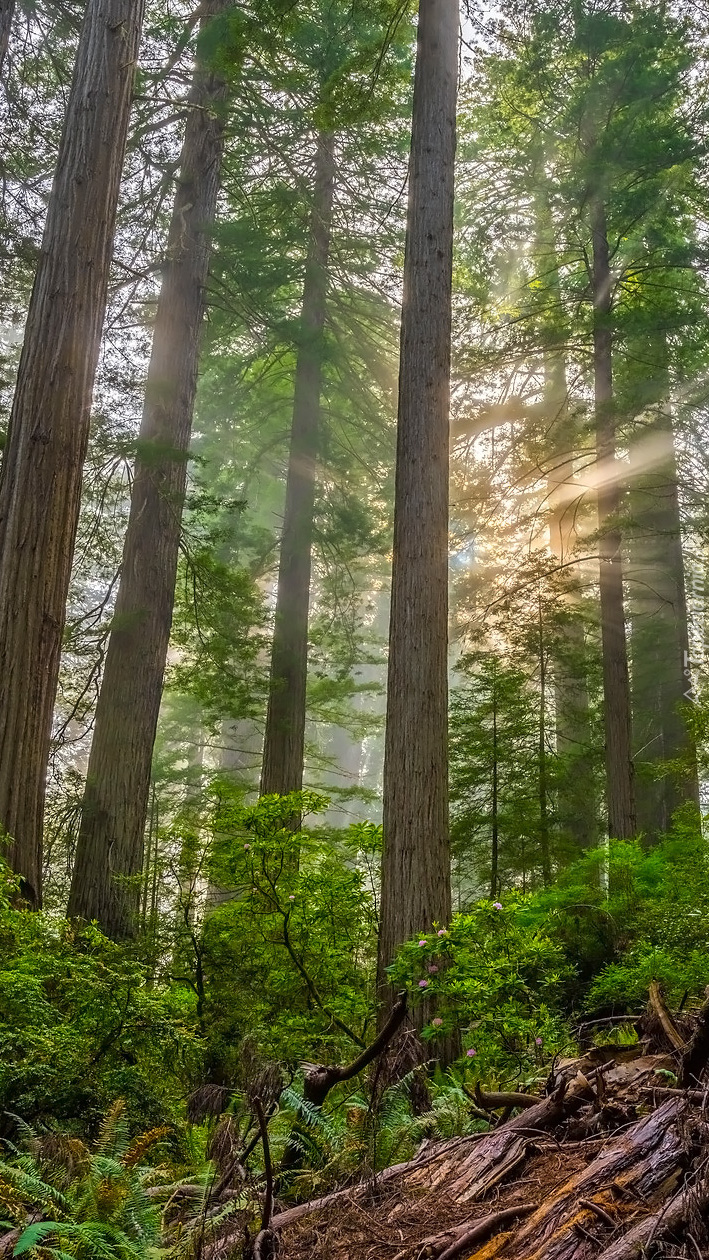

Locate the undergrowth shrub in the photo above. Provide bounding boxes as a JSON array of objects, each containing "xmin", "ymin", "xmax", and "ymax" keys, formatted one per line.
[
  {"xmin": 390, "ymin": 901, "xmax": 574, "ymax": 1083},
  {"xmin": 0, "ymin": 855, "xmax": 199, "ymax": 1136}
]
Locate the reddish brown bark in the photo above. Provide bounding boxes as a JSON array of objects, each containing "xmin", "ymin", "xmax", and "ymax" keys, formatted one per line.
[
  {"xmin": 376, "ymin": 0, "xmax": 458, "ymax": 1023},
  {"xmin": 0, "ymin": 0, "xmax": 15, "ymax": 77},
  {"xmin": 628, "ymin": 353, "xmax": 699, "ymax": 841},
  {"xmin": 0, "ymin": 0, "xmax": 146, "ymax": 904},
  {"xmin": 67, "ymin": 3, "xmax": 227, "ymax": 938}
]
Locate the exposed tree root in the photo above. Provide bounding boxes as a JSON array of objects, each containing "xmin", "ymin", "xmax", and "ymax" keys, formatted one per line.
[{"xmin": 200, "ymin": 1000, "xmax": 709, "ymax": 1260}]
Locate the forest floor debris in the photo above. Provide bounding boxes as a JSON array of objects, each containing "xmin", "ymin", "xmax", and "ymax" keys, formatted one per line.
[{"xmin": 254, "ymin": 1003, "xmax": 709, "ymax": 1260}]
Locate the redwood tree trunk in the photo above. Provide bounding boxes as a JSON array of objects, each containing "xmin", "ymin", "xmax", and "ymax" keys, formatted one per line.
[
  {"xmin": 376, "ymin": 0, "xmax": 458, "ymax": 1018},
  {"xmin": 260, "ymin": 130, "xmax": 336, "ymax": 798},
  {"xmin": 537, "ymin": 594, "xmax": 552, "ymax": 885},
  {"xmin": 628, "ymin": 353, "xmax": 699, "ymax": 842},
  {"xmin": 536, "ymin": 188, "xmax": 597, "ymax": 852},
  {"xmin": 0, "ymin": 0, "xmax": 15, "ymax": 77},
  {"xmin": 0, "ymin": 0, "xmax": 145, "ymax": 905},
  {"xmin": 67, "ymin": 5, "xmax": 227, "ymax": 938},
  {"xmin": 591, "ymin": 196, "xmax": 635, "ymax": 841}
]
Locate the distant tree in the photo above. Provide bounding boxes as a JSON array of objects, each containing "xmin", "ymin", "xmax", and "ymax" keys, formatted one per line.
[{"xmin": 260, "ymin": 128, "xmax": 336, "ymax": 800}]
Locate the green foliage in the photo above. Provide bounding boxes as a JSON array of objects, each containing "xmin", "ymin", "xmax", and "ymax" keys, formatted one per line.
[
  {"xmin": 389, "ymin": 902, "xmax": 574, "ymax": 1083},
  {"xmin": 0, "ymin": 857, "xmax": 200, "ymax": 1135},
  {"xmin": 0, "ymin": 1101, "xmax": 162, "ymax": 1260},
  {"xmin": 199, "ymin": 790, "xmax": 378, "ymax": 1070},
  {"xmin": 530, "ymin": 809, "xmax": 709, "ymax": 1007}
]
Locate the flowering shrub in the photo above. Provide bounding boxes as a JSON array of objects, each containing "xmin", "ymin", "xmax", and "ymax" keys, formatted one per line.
[{"xmin": 389, "ymin": 899, "xmax": 574, "ymax": 1083}]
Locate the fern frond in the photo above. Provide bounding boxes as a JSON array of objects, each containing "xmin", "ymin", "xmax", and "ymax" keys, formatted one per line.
[
  {"xmin": 0, "ymin": 1163, "xmax": 71, "ymax": 1216},
  {"xmin": 96, "ymin": 1102, "xmax": 128, "ymax": 1159},
  {"xmin": 122, "ymin": 1129, "xmax": 171, "ymax": 1171}
]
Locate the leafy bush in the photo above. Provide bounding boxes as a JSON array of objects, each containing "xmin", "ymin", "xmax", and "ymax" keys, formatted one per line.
[
  {"xmin": 200, "ymin": 789, "xmax": 378, "ymax": 1071},
  {"xmin": 389, "ymin": 900, "xmax": 575, "ymax": 1083},
  {"xmin": 0, "ymin": 856, "xmax": 200, "ymax": 1136},
  {"xmin": 529, "ymin": 810, "xmax": 709, "ymax": 1012}
]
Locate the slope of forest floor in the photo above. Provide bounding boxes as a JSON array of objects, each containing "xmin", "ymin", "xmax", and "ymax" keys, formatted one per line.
[{"xmin": 249, "ymin": 997, "xmax": 709, "ymax": 1260}]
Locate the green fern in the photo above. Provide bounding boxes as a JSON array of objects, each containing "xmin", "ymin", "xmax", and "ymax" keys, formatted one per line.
[{"xmin": 0, "ymin": 1109, "xmax": 160, "ymax": 1260}]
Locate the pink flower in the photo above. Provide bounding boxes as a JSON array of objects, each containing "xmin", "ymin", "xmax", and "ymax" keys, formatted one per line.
[
  {"xmin": 244, "ymin": 844, "xmax": 251, "ymax": 851},
  {"xmin": 437, "ymin": 929, "xmax": 447, "ymax": 937},
  {"xmin": 492, "ymin": 902, "xmax": 503, "ymax": 910},
  {"xmin": 466, "ymin": 1048, "xmax": 477, "ymax": 1058},
  {"xmin": 418, "ymin": 979, "xmax": 429, "ymax": 989},
  {"xmin": 535, "ymin": 1037, "xmax": 543, "ymax": 1046},
  {"xmin": 418, "ymin": 939, "xmax": 427, "ymax": 947},
  {"xmin": 432, "ymin": 1018, "xmax": 443, "ymax": 1027},
  {"xmin": 288, "ymin": 894, "xmax": 295, "ymax": 901},
  {"xmin": 428, "ymin": 965, "xmax": 439, "ymax": 974}
]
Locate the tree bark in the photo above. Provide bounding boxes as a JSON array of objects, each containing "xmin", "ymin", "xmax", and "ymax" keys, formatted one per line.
[
  {"xmin": 537, "ymin": 593, "xmax": 552, "ymax": 885},
  {"xmin": 377, "ymin": 0, "xmax": 458, "ymax": 1022},
  {"xmin": 627, "ymin": 340, "xmax": 699, "ymax": 842},
  {"xmin": 0, "ymin": 0, "xmax": 15, "ymax": 77},
  {"xmin": 544, "ymin": 358, "xmax": 597, "ymax": 852},
  {"xmin": 591, "ymin": 196, "xmax": 635, "ymax": 841},
  {"xmin": 67, "ymin": 3, "xmax": 227, "ymax": 938},
  {"xmin": 259, "ymin": 130, "xmax": 336, "ymax": 801},
  {"xmin": 0, "ymin": 0, "xmax": 146, "ymax": 905}
]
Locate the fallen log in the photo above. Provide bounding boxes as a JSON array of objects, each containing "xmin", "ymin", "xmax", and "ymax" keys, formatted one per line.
[
  {"xmin": 203, "ymin": 1016, "xmax": 709, "ymax": 1260},
  {"xmin": 595, "ymin": 1169, "xmax": 709, "ymax": 1259},
  {"xmin": 473, "ymin": 1083, "xmax": 539, "ymax": 1111},
  {"xmin": 201, "ymin": 1080, "xmax": 588, "ymax": 1260},
  {"xmin": 680, "ymin": 994, "xmax": 709, "ymax": 1088},
  {"xmin": 408, "ymin": 1204, "xmax": 537, "ymax": 1260},
  {"xmin": 485, "ymin": 1098, "xmax": 689, "ymax": 1260},
  {"xmin": 640, "ymin": 1084, "xmax": 709, "ymax": 1105},
  {"xmin": 397, "ymin": 1080, "xmax": 588, "ymax": 1203}
]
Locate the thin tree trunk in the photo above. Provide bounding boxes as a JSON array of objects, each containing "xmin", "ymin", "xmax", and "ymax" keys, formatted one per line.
[
  {"xmin": 67, "ymin": 4, "xmax": 227, "ymax": 938},
  {"xmin": 0, "ymin": 0, "xmax": 15, "ymax": 77},
  {"xmin": 377, "ymin": 0, "xmax": 458, "ymax": 1024},
  {"xmin": 591, "ymin": 195, "xmax": 635, "ymax": 841},
  {"xmin": 260, "ymin": 130, "xmax": 336, "ymax": 801},
  {"xmin": 0, "ymin": 0, "xmax": 145, "ymax": 906},
  {"xmin": 490, "ymin": 675, "xmax": 498, "ymax": 899},
  {"xmin": 535, "ymin": 186, "xmax": 597, "ymax": 851}
]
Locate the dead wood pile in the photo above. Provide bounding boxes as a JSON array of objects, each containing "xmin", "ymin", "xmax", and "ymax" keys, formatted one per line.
[{"xmin": 264, "ymin": 990, "xmax": 709, "ymax": 1260}]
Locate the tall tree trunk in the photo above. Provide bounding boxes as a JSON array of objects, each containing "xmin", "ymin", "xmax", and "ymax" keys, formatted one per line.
[
  {"xmin": 546, "ymin": 422, "xmax": 598, "ymax": 852},
  {"xmin": 260, "ymin": 131, "xmax": 336, "ymax": 800},
  {"xmin": 537, "ymin": 593, "xmax": 552, "ymax": 885},
  {"xmin": 591, "ymin": 196, "xmax": 635, "ymax": 841},
  {"xmin": 0, "ymin": 0, "xmax": 15, "ymax": 77},
  {"xmin": 490, "ymin": 673, "xmax": 498, "ymax": 899},
  {"xmin": 67, "ymin": 5, "xmax": 227, "ymax": 938},
  {"xmin": 0, "ymin": 0, "xmax": 145, "ymax": 905},
  {"xmin": 535, "ymin": 186, "xmax": 597, "ymax": 852},
  {"xmin": 377, "ymin": 0, "xmax": 458, "ymax": 1024},
  {"xmin": 628, "ymin": 339, "xmax": 699, "ymax": 842}
]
